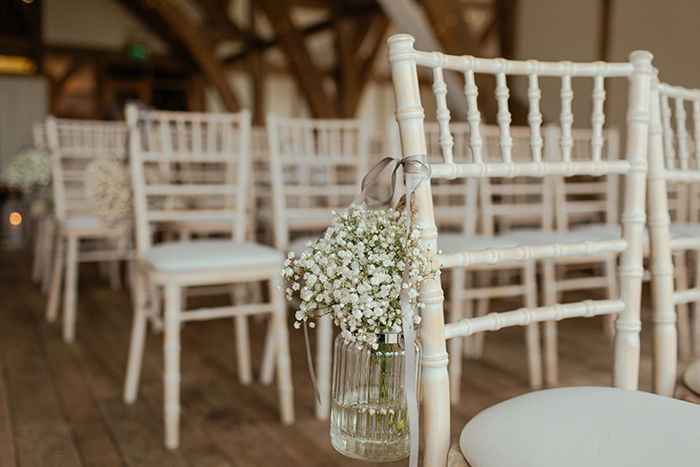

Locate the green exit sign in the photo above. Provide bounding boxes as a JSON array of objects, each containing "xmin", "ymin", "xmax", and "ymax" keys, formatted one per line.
[{"xmin": 125, "ymin": 43, "xmax": 151, "ymax": 61}]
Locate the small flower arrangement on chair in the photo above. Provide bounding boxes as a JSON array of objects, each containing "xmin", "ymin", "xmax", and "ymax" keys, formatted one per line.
[{"xmin": 282, "ymin": 200, "xmax": 437, "ymax": 462}]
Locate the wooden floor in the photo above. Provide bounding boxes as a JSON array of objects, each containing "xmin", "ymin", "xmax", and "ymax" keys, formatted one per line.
[{"xmin": 0, "ymin": 251, "xmax": 662, "ymax": 467}]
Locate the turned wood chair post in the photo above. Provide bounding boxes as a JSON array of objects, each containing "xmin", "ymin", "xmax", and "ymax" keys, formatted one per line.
[
  {"xmin": 613, "ymin": 50, "xmax": 653, "ymax": 390},
  {"xmin": 647, "ymin": 72, "xmax": 679, "ymax": 397},
  {"xmin": 388, "ymin": 34, "xmax": 451, "ymax": 466}
]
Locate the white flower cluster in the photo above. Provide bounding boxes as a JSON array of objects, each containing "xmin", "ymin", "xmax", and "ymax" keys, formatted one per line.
[
  {"xmin": 6, "ymin": 148, "xmax": 51, "ymax": 192},
  {"xmin": 85, "ymin": 157, "xmax": 133, "ymax": 250},
  {"xmin": 282, "ymin": 205, "xmax": 436, "ymax": 348}
]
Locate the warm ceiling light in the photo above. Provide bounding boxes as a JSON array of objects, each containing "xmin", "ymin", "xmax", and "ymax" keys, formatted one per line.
[
  {"xmin": 0, "ymin": 55, "xmax": 36, "ymax": 74},
  {"xmin": 9, "ymin": 212, "xmax": 22, "ymax": 226},
  {"xmin": 22, "ymin": 0, "xmax": 34, "ymax": 4}
]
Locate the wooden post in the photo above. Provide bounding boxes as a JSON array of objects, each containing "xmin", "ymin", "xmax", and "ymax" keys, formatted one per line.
[
  {"xmin": 147, "ymin": 0, "xmax": 240, "ymax": 112},
  {"xmin": 258, "ymin": 0, "xmax": 338, "ymax": 118}
]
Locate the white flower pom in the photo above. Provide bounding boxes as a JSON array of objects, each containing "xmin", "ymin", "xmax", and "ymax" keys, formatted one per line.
[{"xmin": 280, "ymin": 205, "xmax": 437, "ymax": 347}]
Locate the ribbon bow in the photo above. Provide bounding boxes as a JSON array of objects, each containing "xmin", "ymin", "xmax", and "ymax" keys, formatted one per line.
[{"xmin": 352, "ymin": 154, "xmax": 432, "ymax": 209}]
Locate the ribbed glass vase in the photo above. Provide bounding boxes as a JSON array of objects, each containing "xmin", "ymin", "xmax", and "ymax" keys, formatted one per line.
[{"xmin": 330, "ymin": 332, "xmax": 422, "ymax": 462}]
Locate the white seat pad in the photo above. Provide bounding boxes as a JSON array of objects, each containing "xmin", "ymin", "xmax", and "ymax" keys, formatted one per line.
[
  {"xmin": 146, "ymin": 240, "xmax": 283, "ymax": 273},
  {"xmin": 669, "ymin": 222, "xmax": 700, "ymax": 237},
  {"xmin": 460, "ymin": 386, "xmax": 700, "ymax": 467},
  {"xmin": 62, "ymin": 214, "xmax": 103, "ymax": 231},
  {"xmin": 683, "ymin": 359, "xmax": 700, "ymax": 396},
  {"xmin": 438, "ymin": 233, "xmax": 522, "ymax": 254}
]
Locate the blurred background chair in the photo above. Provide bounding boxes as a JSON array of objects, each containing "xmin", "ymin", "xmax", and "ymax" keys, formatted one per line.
[
  {"xmin": 123, "ymin": 106, "xmax": 294, "ymax": 449},
  {"xmin": 44, "ymin": 116, "xmax": 132, "ymax": 342}
]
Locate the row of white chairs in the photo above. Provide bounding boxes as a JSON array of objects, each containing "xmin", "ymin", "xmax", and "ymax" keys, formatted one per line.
[{"xmin": 29, "ymin": 34, "xmax": 700, "ymax": 463}]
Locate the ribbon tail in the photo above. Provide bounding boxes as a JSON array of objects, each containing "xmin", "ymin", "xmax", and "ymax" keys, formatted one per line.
[
  {"xmin": 303, "ymin": 320, "xmax": 322, "ymax": 404},
  {"xmin": 402, "ymin": 192, "xmax": 420, "ymax": 467}
]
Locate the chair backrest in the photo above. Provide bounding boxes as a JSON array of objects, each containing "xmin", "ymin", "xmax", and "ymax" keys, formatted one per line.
[
  {"xmin": 387, "ymin": 33, "xmax": 653, "ymax": 465},
  {"xmin": 45, "ymin": 116, "xmax": 128, "ymax": 221},
  {"xmin": 647, "ymin": 77, "xmax": 700, "ymax": 396},
  {"xmin": 266, "ymin": 114, "xmax": 369, "ymax": 250},
  {"xmin": 126, "ymin": 105, "xmax": 252, "ymax": 257},
  {"xmin": 545, "ymin": 126, "xmax": 621, "ymax": 230},
  {"xmin": 33, "ymin": 121, "xmax": 47, "ymax": 151}
]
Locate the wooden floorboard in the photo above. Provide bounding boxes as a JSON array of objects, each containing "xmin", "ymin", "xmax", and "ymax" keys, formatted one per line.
[{"xmin": 0, "ymin": 250, "xmax": 667, "ymax": 466}]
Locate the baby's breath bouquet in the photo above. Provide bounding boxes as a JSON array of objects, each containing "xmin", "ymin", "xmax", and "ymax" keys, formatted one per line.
[
  {"xmin": 7, "ymin": 148, "xmax": 51, "ymax": 193},
  {"xmin": 282, "ymin": 205, "xmax": 434, "ymax": 348}
]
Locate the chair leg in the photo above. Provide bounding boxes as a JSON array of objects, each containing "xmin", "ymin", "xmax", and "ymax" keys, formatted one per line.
[
  {"xmin": 693, "ymin": 249, "xmax": 700, "ymax": 357},
  {"xmin": 163, "ymin": 283, "xmax": 182, "ymax": 450},
  {"xmin": 674, "ymin": 251, "xmax": 692, "ymax": 360},
  {"xmin": 603, "ymin": 255, "xmax": 619, "ymax": 342},
  {"xmin": 260, "ymin": 316, "xmax": 276, "ymax": 384},
  {"xmin": 448, "ymin": 268, "xmax": 465, "ymax": 405},
  {"xmin": 148, "ymin": 284, "xmax": 164, "ymax": 333},
  {"xmin": 315, "ymin": 313, "xmax": 332, "ymax": 420},
  {"xmin": 108, "ymin": 260, "xmax": 122, "ymax": 291},
  {"xmin": 523, "ymin": 261, "xmax": 543, "ymax": 389},
  {"xmin": 542, "ymin": 260, "xmax": 559, "ymax": 386},
  {"xmin": 269, "ymin": 277, "xmax": 295, "ymax": 424},
  {"xmin": 461, "ymin": 272, "xmax": 476, "ymax": 358},
  {"xmin": 31, "ymin": 218, "xmax": 46, "ymax": 284},
  {"xmin": 41, "ymin": 219, "xmax": 55, "ymax": 295},
  {"xmin": 46, "ymin": 234, "xmax": 65, "ymax": 323},
  {"xmin": 229, "ymin": 284, "xmax": 252, "ymax": 384},
  {"xmin": 62, "ymin": 234, "xmax": 80, "ymax": 343},
  {"xmin": 472, "ymin": 296, "xmax": 490, "ymax": 359},
  {"xmin": 124, "ymin": 267, "xmax": 149, "ymax": 403},
  {"xmin": 235, "ymin": 314, "xmax": 253, "ymax": 385}
]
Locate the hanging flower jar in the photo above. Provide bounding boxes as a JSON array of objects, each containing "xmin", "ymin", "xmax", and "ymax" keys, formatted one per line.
[
  {"xmin": 282, "ymin": 205, "xmax": 437, "ymax": 462},
  {"xmin": 330, "ymin": 332, "xmax": 421, "ymax": 461}
]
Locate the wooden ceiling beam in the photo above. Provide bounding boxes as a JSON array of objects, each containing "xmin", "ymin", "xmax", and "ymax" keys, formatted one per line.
[
  {"xmin": 495, "ymin": 0, "xmax": 517, "ymax": 58},
  {"xmin": 223, "ymin": 4, "xmax": 378, "ymax": 65},
  {"xmin": 147, "ymin": 0, "xmax": 240, "ymax": 112},
  {"xmin": 117, "ymin": 0, "xmax": 192, "ymax": 61},
  {"xmin": 336, "ymin": 12, "xmax": 388, "ymax": 117},
  {"xmin": 258, "ymin": 0, "xmax": 337, "ymax": 118},
  {"xmin": 192, "ymin": 0, "xmax": 257, "ymax": 44},
  {"xmin": 419, "ymin": 0, "xmax": 477, "ymax": 56}
]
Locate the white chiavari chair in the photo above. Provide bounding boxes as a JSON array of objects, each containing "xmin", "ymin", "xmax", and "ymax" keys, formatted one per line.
[
  {"xmin": 45, "ymin": 117, "xmax": 132, "ymax": 342},
  {"xmin": 648, "ymin": 78, "xmax": 700, "ymax": 397},
  {"xmin": 264, "ymin": 113, "xmax": 370, "ymax": 420},
  {"xmin": 122, "ymin": 106, "xmax": 294, "ymax": 449},
  {"xmin": 388, "ymin": 34, "xmax": 700, "ymax": 466}
]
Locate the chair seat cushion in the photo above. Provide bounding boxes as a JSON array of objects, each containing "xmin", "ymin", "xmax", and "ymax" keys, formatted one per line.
[
  {"xmin": 460, "ymin": 386, "xmax": 700, "ymax": 467},
  {"xmin": 145, "ymin": 240, "xmax": 283, "ymax": 273},
  {"xmin": 683, "ymin": 359, "xmax": 700, "ymax": 396},
  {"xmin": 438, "ymin": 233, "xmax": 522, "ymax": 254},
  {"xmin": 62, "ymin": 214, "xmax": 103, "ymax": 231}
]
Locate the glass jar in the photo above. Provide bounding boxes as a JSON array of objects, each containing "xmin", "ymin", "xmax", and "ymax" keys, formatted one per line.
[{"xmin": 330, "ymin": 332, "xmax": 422, "ymax": 462}]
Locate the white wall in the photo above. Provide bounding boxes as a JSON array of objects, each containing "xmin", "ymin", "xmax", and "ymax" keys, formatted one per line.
[
  {"xmin": 0, "ymin": 76, "xmax": 48, "ymax": 177},
  {"xmin": 514, "ymin": 0, "xmax": 700, "ymax": 131}
]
